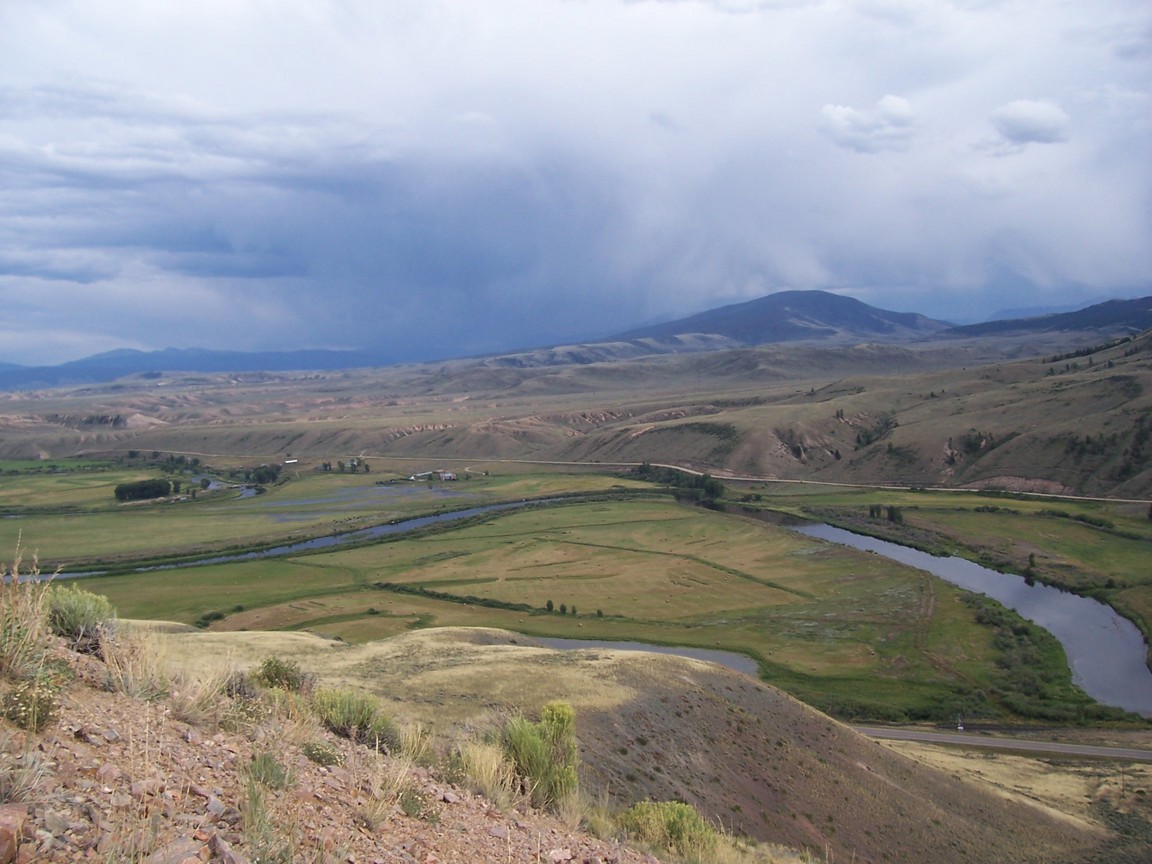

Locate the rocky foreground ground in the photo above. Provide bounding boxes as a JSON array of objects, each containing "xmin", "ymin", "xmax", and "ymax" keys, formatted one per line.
[{"xmin": 0, "ymin": 646, "xmax": 666, "ymax": 864}]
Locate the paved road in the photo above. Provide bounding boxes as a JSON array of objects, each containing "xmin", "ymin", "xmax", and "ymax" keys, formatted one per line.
[{"xmin": 855, "ymin": 725, "xmax": 1152, "ymax": 762}]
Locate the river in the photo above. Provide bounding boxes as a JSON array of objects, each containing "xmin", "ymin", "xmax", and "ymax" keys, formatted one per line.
[
  {"xmin": 60, "ymin": 499, "xmax": 545, "ymax": 577},
  {"xmin": 794, "ymin": 523, "xmax": 1152, "ymax": 718}
]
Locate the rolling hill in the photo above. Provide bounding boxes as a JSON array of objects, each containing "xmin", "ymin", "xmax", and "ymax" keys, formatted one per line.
[
  {"xmin": 1, "ymin": 327, "xmax": 1148, "ymax": 497},
  {"xmin": 614, "ymin": 289, "xmax": 951, "ymax": 345},
  {"xmin": 942, "ymin": 295, "xmax": 1152, "ymax": 338},
  {"xmin": 160, "ymin": 626, "xmax": 1111, "ymax": 864}
]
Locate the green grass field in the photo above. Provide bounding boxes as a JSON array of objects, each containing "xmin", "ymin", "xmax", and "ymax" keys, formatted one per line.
[
  {"xmin": 10, "ymin": 458, "xmax": 1146, "ymax": 723},
  {"xmin": 758, "ymin": 485, "xmax": 1152, "ymax": 641},
  {"xmin": 0, "ymin": 464, "xmax": 647, "ymax": 566},
  {"xmin": 82, "ymin": 494, "xmax": 1104, "ymax": 721}
]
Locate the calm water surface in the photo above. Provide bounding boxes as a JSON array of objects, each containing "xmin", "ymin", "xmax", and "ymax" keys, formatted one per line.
[{"xmin": 795, "ymin": 523, "xmax": 1152, "ymax": 717}]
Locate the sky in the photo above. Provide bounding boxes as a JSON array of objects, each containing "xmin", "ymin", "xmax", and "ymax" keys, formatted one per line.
[{"xmin": 1, "ymin": 0, "xmax": 1150, "ymax": 367}]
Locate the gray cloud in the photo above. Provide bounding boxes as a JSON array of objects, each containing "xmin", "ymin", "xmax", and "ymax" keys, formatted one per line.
[
  {"xmin": 990, "ymin": 100, "xmax": 1071, "ymax": 144},
  {"xmin": 819, "ymin": 95, "xmax": 917, "ymax": 152},
  {"xmin": 0, "ymin": 0, "xmax": 1148, "ymax": 365}
]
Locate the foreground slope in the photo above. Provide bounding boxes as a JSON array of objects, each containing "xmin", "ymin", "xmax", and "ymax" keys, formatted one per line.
[
  {"xmin": 164, "ymin": 627, "xmax": 1106, "ymax": 864},
  {"xmin": 4, "ymin": 639, "xmax": 667, "ymax": 864}
]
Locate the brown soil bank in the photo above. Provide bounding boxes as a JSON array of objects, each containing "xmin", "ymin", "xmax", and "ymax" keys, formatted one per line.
[{"xmin": 575, "ymin": 658, "xmax": 1099, "ymax": 864}]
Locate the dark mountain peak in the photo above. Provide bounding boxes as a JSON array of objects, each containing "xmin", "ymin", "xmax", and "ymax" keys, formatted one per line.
[{"xmin": 614, "ymin": 289, "xmax": 950, "ymax": 345}]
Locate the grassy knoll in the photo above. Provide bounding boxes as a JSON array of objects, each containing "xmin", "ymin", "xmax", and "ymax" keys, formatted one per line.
[
  {"xmin": 153, "ymin": 626, "xmax": 1124, "ymax": 864},
  {"xmin": 88, "ymin": 496, "xmax": 1104, "ymax": 722}
]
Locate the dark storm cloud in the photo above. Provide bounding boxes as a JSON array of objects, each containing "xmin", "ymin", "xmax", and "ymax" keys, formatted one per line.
[{"xmin": 0, "ymin": 0, "xmax": 1149, "ymax": 363}]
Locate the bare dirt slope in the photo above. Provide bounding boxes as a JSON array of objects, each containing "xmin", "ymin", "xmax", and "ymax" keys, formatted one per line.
[{"xmin": 162, "ymin": 627, "xmax": 1107, "ymax": 864}]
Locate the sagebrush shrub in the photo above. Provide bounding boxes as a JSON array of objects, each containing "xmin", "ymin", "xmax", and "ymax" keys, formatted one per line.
[
  {"xmin": 620, "ymin": 800, "xmax": 718, "ymax": 859},
  {"xmin": 313, "ymin": 688, "xmax": 401, "ymax": 752},
  {"xmin": 501, "ymin": 700, "xmax": 579, "ymax": 810},
  {"xmin": 47, "ymin": 585, "xmax": 117, "ymax": 654},
  {"xmin": 254, "ymin": 656, "xmax": 314, "ymax": 693}
]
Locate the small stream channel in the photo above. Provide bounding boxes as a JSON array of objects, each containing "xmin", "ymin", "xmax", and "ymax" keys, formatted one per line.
[{"xmin": 794, "ymin": 523, "xmax": 1152, "ymax": 718}]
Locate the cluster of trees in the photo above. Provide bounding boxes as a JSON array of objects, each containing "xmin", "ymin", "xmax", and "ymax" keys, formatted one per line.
[
  {"xmin": 634, "ymin": 463, "xmax": 725, "ymax": 506},
  {"xmin": 374, "ymin": 582, "xmax": 535, "ymax": 614},
  {"xmin": 1048, "ymin": 336, "xmax": 1131, "ymax": 364},
  {"xmin": 319, "ymin": 459, "xmax": 369, "ymax": 473},
  {"xmin": 246, "ymin": 464, "xmax": 281, "ymax": 485},
  {"xmin": 853, "ymin": 413, "xmax": 898, "ymax": 449},
  {"xmin": 113, "ymin": 478, "xmax": 173, "ymax": 502},
  {"xmin": 954, "ymin": 429, "xmax": 997, "ymax": 456},
  {"xmin": 867, "ymin": 503, "xmax": 903, "ymax": 524},
  {"xmin": 545, "ymin": 600, "xmax": 578, "ymax": 615},
  {"xmin": 45, "ymin": 413, "xmax": 127, "ymax": 427}
]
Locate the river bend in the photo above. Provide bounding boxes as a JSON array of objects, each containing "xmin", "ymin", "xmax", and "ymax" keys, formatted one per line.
[{"xmin": 795, "ymin": 523, "xmax": 1152, "ymax": 718}]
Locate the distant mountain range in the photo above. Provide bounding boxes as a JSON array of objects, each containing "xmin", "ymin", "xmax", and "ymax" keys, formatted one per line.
[
  {"xmin": 0, "ymin": 347, "xmax": 385, "ymax": 390},
  {"xmin": 939, "ymin": 295, "xmax": 1152, "ymax": 338},
  {"xmin": 0, "ymin": 290, "xmax": 1147, "ymax": 390}
]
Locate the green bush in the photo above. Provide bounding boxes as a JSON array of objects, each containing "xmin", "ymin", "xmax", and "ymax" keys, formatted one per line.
[
  {"xmin": 501, "ymin": 700, "xmax": 578, "ymax": 810},
  {"xmin": 300, "ymin": 740, "xmax": 344, "ymax": 767},
  {"xmin": 620, "ymin": 800, "xmax": 718, "ymax": 859},
  {"xmin": 253, "ymin": 656, "xmax": 313, "ymax": 693},
  {"xmin": 47, "ymin": 586, "xmax": 117, "ymax": 654},
  {"xmin": 313, "ymin": 688, "xmax": 400, "ymax": 752},
  {"xmin": 2, "ymin": 677, "xmax": 59, "ymax": 732},
  {"xmin": 248, "ymin": 751, "xmax": 294, "ymax": 790},
  {"xmin": 193, "ymin": 610, "xmax": 226, "ymax": 629},
  {"xmin": 398, "ymin": 786, "xmax": 436, "ymax": 821}
]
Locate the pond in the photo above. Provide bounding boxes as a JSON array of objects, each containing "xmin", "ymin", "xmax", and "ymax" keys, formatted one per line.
[{"xmin": 794, "ymin": 523, "xmax": 1152, "ymax": 718}]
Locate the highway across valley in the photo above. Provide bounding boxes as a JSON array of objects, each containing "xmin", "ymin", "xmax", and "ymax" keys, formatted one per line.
[{"xmin": 854, "ymin": 726, "xmax": 1152, "ymax": 762}]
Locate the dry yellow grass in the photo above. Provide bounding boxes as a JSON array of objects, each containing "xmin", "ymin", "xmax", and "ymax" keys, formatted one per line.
[
  {"xmin": 882, "ymin": 740, "xmax": 1152, "ymax": 836},
  {"xmin": 160, "ymin": 626, "xmax": 645, "ymax": 729},
  {"xmin": 152, "ymin": 624, "xmax": 1132, "ymax": 864}
]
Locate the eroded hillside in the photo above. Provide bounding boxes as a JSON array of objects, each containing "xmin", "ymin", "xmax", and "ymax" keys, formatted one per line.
[
  {"xmin": 161, "ymin": 627, "xmax": 1121, "ymax": 864},
  {"xmin": 0, "ymin": 331, "xmax": 1149, "ymax": 497}
]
